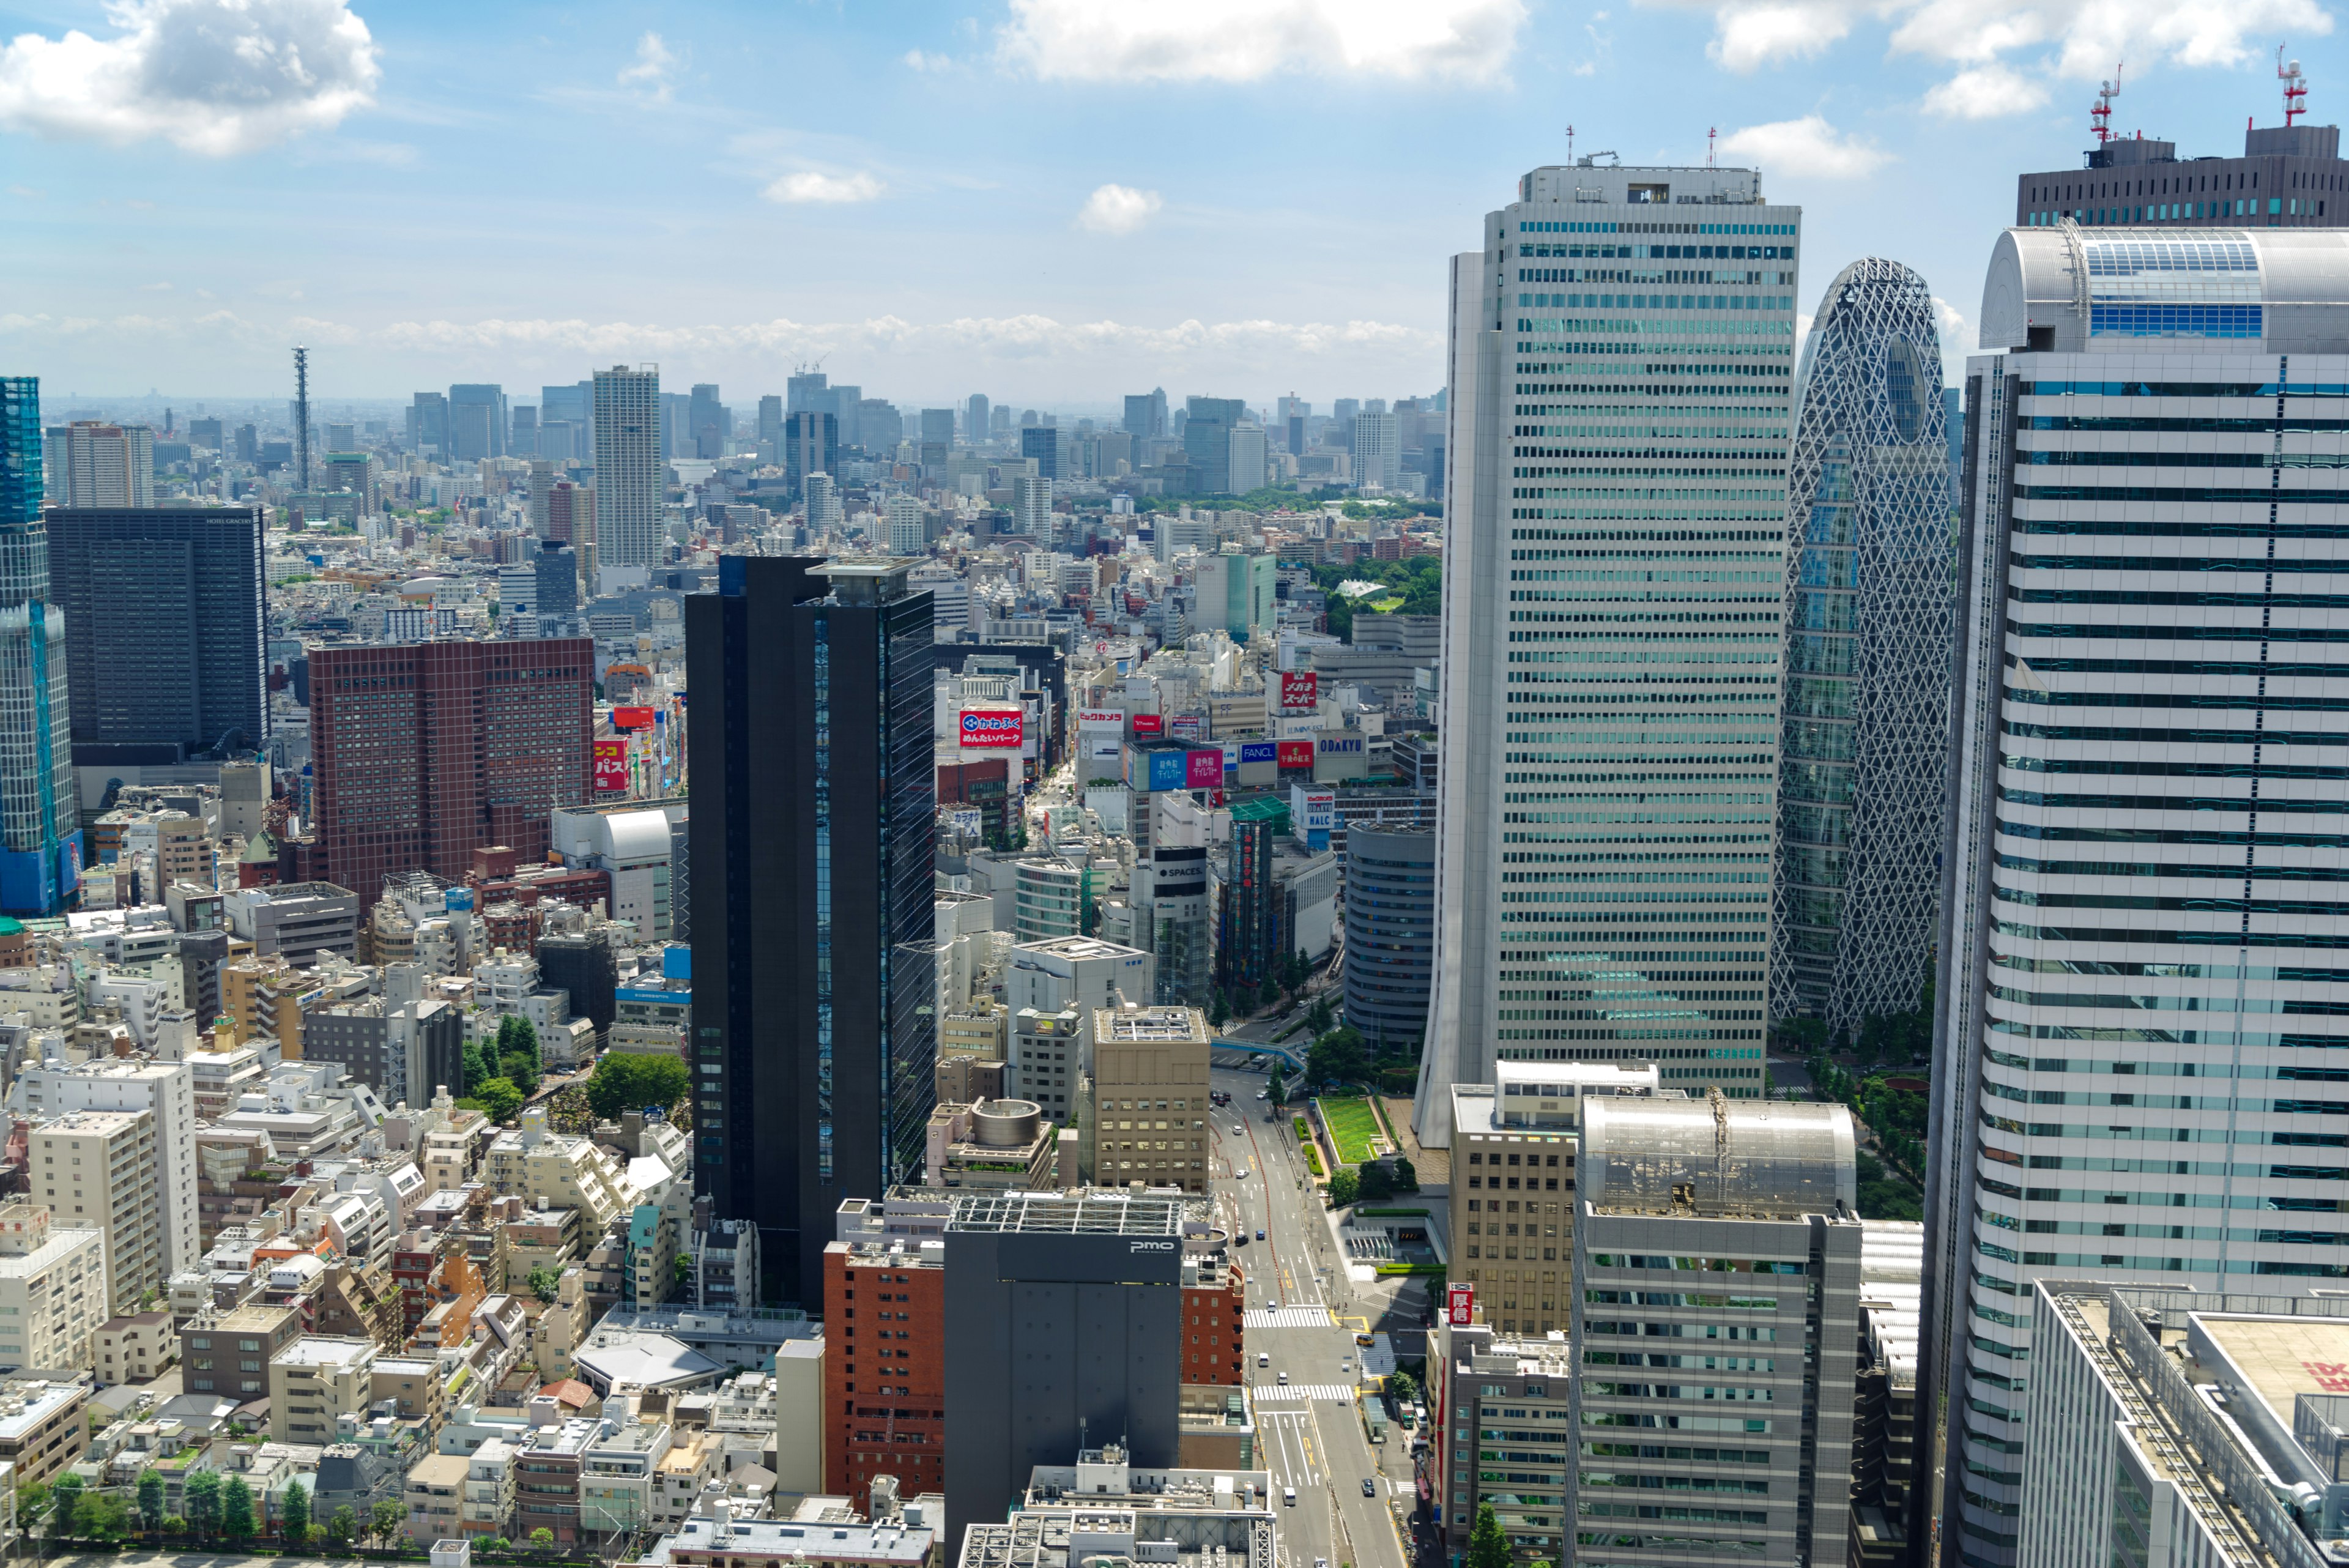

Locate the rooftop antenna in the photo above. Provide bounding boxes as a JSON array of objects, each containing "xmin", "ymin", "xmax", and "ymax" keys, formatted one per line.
[
  {"xmin": 1707, "ymin": 126, "xmax": 1717, "ymax": 167},
  {"xmin": 1567, "ymin": 124, "xmax": 1575, "ymax": 165},
  {"xmin": 292, "ymin": 345, "xmax": 311, "ymax": 491},
  {"xmin": 2091, "ymin": 64, "xmax": 2121, "ymax": 144},
  {"xmin": 2280, "ymin": 46, "xmax": 2307, "ymax": 127}
]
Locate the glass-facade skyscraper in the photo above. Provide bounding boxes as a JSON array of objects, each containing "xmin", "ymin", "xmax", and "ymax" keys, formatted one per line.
[
  {"xmin": 592, "ymin": 365, "xmax": 660, "ymax": 570},
  {"xmin": 1771, "ymin": 258, "xmax": 1955, "ymax": 1031},
  {"xmin": 0, "ymin": 378, "xmax": 78, "ymax": 915},
  {"xmin": 1923, "ymin": 225, "xmax": 2349, "ymax": 1566},
  {"xmin": 686, "ymin": 554, "xmax": 936, "ymax": 1305},
  {"xmin": 1414, "ymin": 159, "xmax": 1800, "ymax": 1148}
]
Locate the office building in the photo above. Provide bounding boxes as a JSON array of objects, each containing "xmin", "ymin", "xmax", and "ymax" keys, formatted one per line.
[
  {"xmin": 45, "ymin": 421, "xmax": 152, "ymax": 508},
  {"xmin": 1180, "ymin": 398, "xmax": 1244, "ymax": 494},
  {"xmin": 0, "ymin": 379, "xmax": 78, "ymax": 916},
  {"xmin": 300, "ymin": 997, "xmax": 463, "ymax": 1109},
  {"xmin": 536, "ymin": 540, "xmax": 578, "ymax": 634},
  {"xmin": 886, "ymin": 496, "xmax": 927, "ymax": 556},
  {"xmin": 965, "ymin": 394, "xmax": 990, "ymax": 442},
  {"xmin": 28, "ymin": 1109, "xmax": 171, "ymax": 1318},
  {"xmin": 1226, "ymin": 421, "xmax": 1267, "ymax": 493},
  {"xmin": 688, "ymin": 383, "xmax": 727, "ymax": 460},
  {"xmin": 0, "ymin": 1201, "xmax": 106, "ymax": 1372},
  {"xmin": 1848, "ymin": 1221, "xmax": 1921, "ymax": 1567},
  {"xmin": 941, "ymin": 1189, "xmax": 1194, "ymax": 1540},
  {"xmin": 784, "ymin": 410, "xmax": 837, "ymax": 499},
  {"xmin": 306, "ymin": 637, "xmax": 594, "ymax": 897},
  {"xmin": 919, "ymin": 407, "xmax": 955, "ymax": 448},
  {"xmin": 755, "ymin": 393, "xmax": 784, "ymax": 456},
  {"xmin": 1006, "ymin": 935, "xmax": 1154, "ymax": 1019},
  {"xmin": 1923, "ymin": 223, "xmax": 2349, "ymax": 1568},
  {"xmin": 1088, "ymin": 1005, "xmax": 1212, "ymax": 1194},
  {"xmin": 1351, "ymin": 402, "xmax": 1397, "ymax": 490},
  {"xmin": 593, "ymin": 365, "xmax": 662, "ymax": 569},
  {"xmin": 447, "ymin": 384, "xmax": 507, "ymax": 462},
  {"xmin": 1342, "ymin": 828, "xmax": 1435, "ymax": 1056},
  {"xmin": 1124, "ymin": 388, "xmax": 1168, "ymax": 440},
  {"xmin": 686, "ymin": 557, "xmax": 936, "ymax": 1304},
  {"xmin": 1427, "ymin": 1323, "xmax": 1573, "ymax": 1566},
  {"xmin": 408, "ymin": 392, "xmax": 449, "ymax": 455},
  {"xmin": 1566, "ymin": 1094, "xmax": 1862, "ymax": 1566},
  {"xmin": 1444, "ymin": 1060, "xmax": 1659, "ymax": 1339},
  {"xmin": 804, "ymin": 473, "xmax": 843, "ymax": 533},
  {"xmin": 1768, "ymin": 260, "xmax": 1953, "ymax": 1030},
  {"xmin": 2017, "ymin": 1283, "xmax": 2349, "ymax": 1568},
  {"xmin": 1012, "ymin": 474, "xmax": 1050, "ymax": 536},
  {"xmin": 1188, "ymin": 550, "xmax": 1275, "ymax": 640},
  {"xmin": 1020, "ymin": 424, "xmax": 1066, "ymax": 483},
  {"xmin": 2017, "ymin": 113, "xmax": 2349, "ymax": 231},
  {"xmin": 1412, "ymin": 158, "xmax": 1798, "ymax": 1144},
  {"xmin": 45, "ymin": 504, "xmax": 268, "ymax": 760},
  {"xmin": 821, "ymin": 1224, "xmax": 944, "ymax": 1498},
  {"xmin": 1134, "ymin": 792, "xmax": 1211, "ymax": 1007}
]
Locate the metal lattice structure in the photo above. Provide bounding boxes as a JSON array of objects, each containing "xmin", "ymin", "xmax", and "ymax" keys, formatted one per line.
[{"xmin": 1771, "ymin": 259, "xmax": 1954, "ymax": 1033}]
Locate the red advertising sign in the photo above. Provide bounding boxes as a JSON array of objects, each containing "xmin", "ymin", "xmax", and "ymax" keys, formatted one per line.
[
  {"xmin": 1276, "ymin": 740, "xmax": 1314, "ymax": 768},
  {"xmin": 1132, "ymin": 714, "xmax": 1165, "ymax": 737},
  {"xmin": 1185, "ymin": 749, "xmax": 1223, "ymax": 787},
  {"xmin": 610, "ymin": 705, "xmax": 656, "ymax": 730},
  {"xmin": 593, "ymin": 739, "xmax": 628, "ymax": 793},
  {"xmin": 1446, "ymin": 1284, "xmax": 1475, "ymax": 1326},
  {"xmin": 1280, "ymin": 670, "xmax": 1319, "ymax": 711},
  {"xmin": 959, "ymin": 709, "xmax": 1024, "ymax": 748}
]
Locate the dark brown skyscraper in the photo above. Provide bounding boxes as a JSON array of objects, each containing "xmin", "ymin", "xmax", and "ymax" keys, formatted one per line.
[{"xmin": 306, "ymin": 637, "xmax": 593, "ymax": 898}]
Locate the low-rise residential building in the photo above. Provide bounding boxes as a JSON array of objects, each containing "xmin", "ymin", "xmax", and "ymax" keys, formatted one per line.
[
  {"xmin": 184, "ymin": 1301, "xmax": 302, "ymax": 1403},
  {"xmin": 0, "ymin": 1202, "xmax": 108, "ymax": 1372},
  {"xmin": 516, "ymin": 1415, "xmax": 599, "ymax": 1546},
  {"xmin": 405, "ymin": 1452, "xmax": 470, "ymax": 1545},
  {"xmin": 94, "ymin": 1310, "xmax": 176, "ymax": 1383},
  {"xmin": 462, "ymin": 1436, "xmax": 518, "ymax": 1539},
  {"xmin": 29, "ymin": 1107, "xmax": 167, "ymax": 1317},
  {"xmin": 483, "ymin": 1110, "xmax": 634, "ymax": 1232},
  {"xmin": 582, "ymin": 1419, "xmax": 674, "ymax": 1534},
  {"xmin": 269, "ymin": 1334, "xmax": 378, "ymax": 1444},
  {"xmin": 639, "ymin": 1489, "xmax": 947, "ymax": 1568},
  {"xmin": 0, "ymin": 1376, "xmax": 91, "ymax": 1487}
]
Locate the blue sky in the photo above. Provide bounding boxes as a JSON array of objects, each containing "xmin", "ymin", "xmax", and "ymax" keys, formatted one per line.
[{"xmin": 0, "ymin": 0, "xmax": 2337, "ymax": 411}]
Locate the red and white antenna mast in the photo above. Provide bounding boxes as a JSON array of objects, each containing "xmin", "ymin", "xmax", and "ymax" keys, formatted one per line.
[
  {"xmin": 1707, "ymin": 126, "xmax": 1717, "ymax": 166},
  {"xmin": 2091, "ymin": 65, "xmax": 2121, "ymax": 144},
  {"xmin": 2280, "ymin": 47, "xmax": 2308, "ymax": 127}
]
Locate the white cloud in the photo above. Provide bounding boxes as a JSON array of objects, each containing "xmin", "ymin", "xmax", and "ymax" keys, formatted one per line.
[
  {"xmin": 763, "ymin": 170, "xmax": 885, "ymax": 204},
  {"xmin": 1717, "ymin": 114, "xmax": 1891, "ymax": 178},
  {"xmin": 902, "ymin": 48, "xmax": 953, "ymax": 70},
  {"xmin": 1922, "ymin": 62, "xmax": 2046, "ymax": 117},
  {"xmin": 1651, "ymin": 0, "xmax": 2331, "ymax": 119},
  {"xmin": 997, "ymin": 0, "xmax": 1526, "ymax": 83},
  {"xmin": 1076, "ymin": 183, "xmax": 1163, "ymax": 235},
  {"xmin": 617, "ymin": 31, "xmax": 680, "ymax": 101},
  {"xmin": 0, "ymin": 0, "xmax": 379, "ymax": 155}
]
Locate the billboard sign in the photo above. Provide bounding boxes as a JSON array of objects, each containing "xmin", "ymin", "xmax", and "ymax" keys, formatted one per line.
[
  {"xmin": 593, "ymin": 739, "xmax": 628, "ymax": 792},
  {"xmin": 1292, "ymin": 787, "xmax": 1335, "ymax": 844},
  {"xmin": 1239, "ymin": 741, "xmax": 1278, "ymax": 767},
  {"xmin": 610, "ymin": 705, "xmax": 656, "ymax": 730},
  {"xmin": 1141, "ymin": 749, "xmax": 1187, "ymax": 793},
  {"xmin": 1078, "ymin": 710, "xmax": 1124, "ymax": 730},
  {"xmin": 960, "ymin": 709, "xmax": 1024, "ymax": 748},
  {"xmin": 1281, "ymin": 670, "xmax": 1319, "ymax": 712},
  {"xmin": 1185, "ymin": 749, "xmax": 1224, "ymax": 788},
  {"xmin": 1318, "ymin": 734, "xmax": 1365, "ymax": 755},
  {"xmin": 1276, "ymin": 740, "xmax": 1314, "ymax": 768},
  {"xmin": 1132, "ymin": 713, "xmax": 1165, "ymax": 738},
  {"xmin": 1446, "ymin": 1283, "xmax": 1475, "ymax": 1326},
  {"xmin": 1170, "ymin": 714, "xmax": 1204, "ymax": 738}
]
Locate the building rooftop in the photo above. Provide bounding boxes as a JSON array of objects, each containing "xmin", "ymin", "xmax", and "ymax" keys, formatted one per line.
[
  {"xmin": 1093, "ymin": 1005, "xmax": 1211, "ymax": 1047},
  {"xmin": 1579, "ymin": 1091, "xmax": 1857, "ymax": 1219},
  {"xmin": 638, "ymin": 1503, "xmax": 941, "ymax": 1566},
  {"xmin": 948, "ymin": 1190, "xmax": 1192, "ymax": 1237},
  {"xmin": 272, "ymin": 1336, "xmax": 376, "ymax": 1371},
  {"xmin": 0, "ymin": 1378, "xmax": 85, "ymax": 1440}
]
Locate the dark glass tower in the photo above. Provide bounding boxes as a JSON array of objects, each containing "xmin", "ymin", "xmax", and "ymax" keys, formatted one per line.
[{"xmin": 687, "ymin": 555, "xmax": 935, "ymax": 1304}]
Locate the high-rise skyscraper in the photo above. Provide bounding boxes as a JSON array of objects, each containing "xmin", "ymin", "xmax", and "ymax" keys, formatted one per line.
[
  {"xmin": 786, "ymin": 368, "xmax": 828, "ymax": 414},
  {"xmin": 1923, "ymin": 224, "xmax": 2349, "ymax": 1568},
  {"xmin": 965, "ymin": 394, "xmax": 989, "ymax": 442},
  {"xmin": 0, "ymin": 379, "xmax": 78, "ymax": 916},
  {"xmin": 756, "ymin": 394, "xmax": 783, "ymax": 456},
  {"xmin": 1019, "ymin": 423, "xmax": 1065, "ymax": 481},
  {"xmin": 592, "ymin": 365, "xmax": 661, "ymax": 570},
  {"xmin": 409, "ymin": 392, "xmax": 449, "ymax": 455},
  {"xmin": 447, "ymin": 384, "xmax": 507, "ymax": 461},
  {"xmin": 919, "ymin": 408, "xmax": 955, "ymax": 448},
  {"xmin": 2014, "ymin": 110, "xmax": 2348, "ymax": 232},
  {"xmin": 783, "ymin": 411, "xmax": 836, "ymax": 499},
  {"xmin": 1012, "ymin": 474, "xmax": 1050, "ymax": 536},
  {"xmin": 1123, "ymin": 387, "xmax": 1167, "ymax": 440},
  {"xmin": 1411, "ymin": 158, "xmax": 1800, "ymax": 1145},
  {"xmin": 305, "ymin": 637, "xmax": 593, "ymax": 897},
  {"xmin": 44, "ymin": 422, "xmax": 154, "ymax": 508},
  {"xmin": 686, "ymin": 556, "xmax": 936, "ymax": 1304},
  {"xmin": 45, "ymin": 505, "xmax": 269, "ymax": 761},
  {"xmin": 1181, "ymin": 397, "xmax": 1244, "ymax": 494},
  {"xmin": 1770, "ymin": 259, "xmax": 1954, "ymax": 1032},
  {"xmin": 1351, "ymin": 401, "xmax": 1397, "ymax": 490},
  {"xmin": 688, "ymin": 383, "xmax": 727, "ymax": 460}
]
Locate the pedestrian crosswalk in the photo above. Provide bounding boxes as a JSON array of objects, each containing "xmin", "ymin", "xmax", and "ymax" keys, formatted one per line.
[
  {"xmin": 1245, "ymin": 1306, "xmax": 1333, "ymax": 1329},
  {"xmin": 1254, "ymin": 1381, "xmax": 1357, "ymax": 1402}
]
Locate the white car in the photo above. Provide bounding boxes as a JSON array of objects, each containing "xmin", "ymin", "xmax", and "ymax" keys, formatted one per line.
[{"xmin": 1256, "ymin": 1090, "xmax": 1268, "ymax": 1100}]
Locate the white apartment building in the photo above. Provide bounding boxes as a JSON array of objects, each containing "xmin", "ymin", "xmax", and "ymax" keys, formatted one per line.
[
  {"xmin": 11, "ymin": 1060, "xmax": 198, "ymax": 1283},
  {"xmin": 46, "ymin": 422, "xmax": 154, "ymax": 508},
  {"xmin": 0, "ymin": 1201, "xmax": 107, "ymax": 1371},
  {"xmin": 29, "ymin": 1109, "xmax": 163, "ymax": 1317},
  {"xmin": 1414, "ymin": 158, "xmax": 1797, "ymax": 1143}
]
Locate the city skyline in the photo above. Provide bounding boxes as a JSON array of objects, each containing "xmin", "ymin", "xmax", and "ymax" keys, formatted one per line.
[{"xmin": 0, "ymin": 0, "xmax": 2334, "ymax": 401}]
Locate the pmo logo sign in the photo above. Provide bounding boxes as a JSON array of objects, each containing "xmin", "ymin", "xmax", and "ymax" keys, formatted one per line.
[
  {"xmin": 1129, "ymin": 1239, "xmax": 1177, "ymax": 1254},
  {"xmin": 959, "ymin": 709, "xmax": 1023, "ymax": 748}
]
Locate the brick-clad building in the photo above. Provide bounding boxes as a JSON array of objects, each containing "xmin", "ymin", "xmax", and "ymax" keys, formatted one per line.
[
  {"xmin": 822, "ymin": 1236, "xmax": 943, "ymax": 1500},
  {"xmin": 306, "ymin": 637, "xmax": 593, "ymax": 897},
  {"xmin": 1179, "ymin": 1253, "xmax": 1245, "ymax": 1385}
]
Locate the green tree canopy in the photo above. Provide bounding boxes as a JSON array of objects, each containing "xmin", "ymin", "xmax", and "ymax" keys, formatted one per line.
[
  {"xmin": 1308, "ymin": 1026, "xmax": 1367, "ymax": 1088},
  {"xmin": 585, "ymin": 1050, "xmax": 691, "ymax": 1120},
  {"xmin": 326, "ymin": 1504, "xmax": 358, "ymax": 1551},
  {"xmin": 461, "ymin": 1038, "xmax": 493, "ymax": 1096},
  {"xmin": 499, "ymin": 1016, "xmax": 543, "ymax": 1093},
  {"xmin": 136, "ymin": 1470, "xmax": 165, "ymax": 1533},
  {"xmin": 49, "ymin": 1473, "xmax": 83, "ymax": 1539},
  {"xmin": 1327, "ymin": 1165, "xmax": 1360, "ymax": 1208},
  {"xmin": 280, "ymin": 1479, "xmax": 310, "ymax": 1545},
  {"xmin": 1468, "ymin": 1502, "xmax": 1513, "ymax": 1568},
  {"xmin": 221, "ymin": 1475, "xmax": 256, "ymax": 1541},
  {"xmin": 472, "ymin": 1076, "xmax": 525, "ymax": 1123},
  {"xmin": 184, "ymin": 1470, "xmax": 220, "ymax": 1537},
  {"xmin": 526, "ymin": 1265, "xmax": 562, "ymax": 1304},
  {"xmin": 1356, "ymin": 1161, "xmax": 1394, "ymax": 1201}
]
